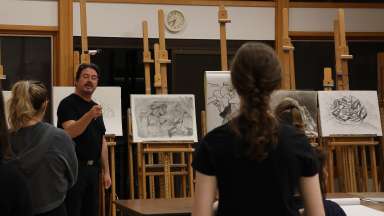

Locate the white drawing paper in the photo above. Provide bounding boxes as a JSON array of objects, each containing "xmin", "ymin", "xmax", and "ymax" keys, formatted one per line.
[
  {"xmin": 2, "ymin": 91, "xmax": 11, "ymax": 127},
  {"xmin": 131, "ymin": 94, "xmax": 198, "ymax": 142},
  {"xmin": 318, "ymin": 91, "xmax": 382, "ymax": 137},
  {"xmin": 53, "ymin": 86, "xmax": 123, "ymax": 136},
  {"xmin": 205, "ymin": 71, "xmax": 240, "ymax": 133}
]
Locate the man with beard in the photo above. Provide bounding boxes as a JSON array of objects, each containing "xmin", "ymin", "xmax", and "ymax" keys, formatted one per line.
[{"xmin": 57, "ymin": 63, "xmax": 111, "ymax": 216}]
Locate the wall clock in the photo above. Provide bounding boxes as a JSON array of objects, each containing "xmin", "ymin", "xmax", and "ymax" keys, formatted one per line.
[{"xmin": 165, "ymin": 10, "xmax": 186, "ymax": 33}]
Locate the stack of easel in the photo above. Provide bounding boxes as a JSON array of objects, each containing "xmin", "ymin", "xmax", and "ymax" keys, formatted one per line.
[
  {"xmin": 324, "ymin": 9, "xmax": 379, "ymax": 193},
  {"xmin": 73, "ymin": 1, "xmax": 118, "ymax": 216},
  {"xmin": 127, "ymin": 9, "xmax": 194, "ymax": 200}
]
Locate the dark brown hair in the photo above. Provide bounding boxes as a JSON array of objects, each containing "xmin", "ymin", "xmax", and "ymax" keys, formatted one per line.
[
  {"xmin": 75, "ymin": 63, "xmax": 100, "ymax": 81},
  {"xmin": 274, "ymin": 97, "xmax": 305, "ymax": 133},
  {"xmin": 230, "ymin": 42, "xmax": 282, "ymax": 160}
]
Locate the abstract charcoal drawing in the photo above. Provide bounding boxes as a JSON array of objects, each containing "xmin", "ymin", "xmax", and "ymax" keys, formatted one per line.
[
  {"xmin": 270, "ymin": 90, "xmax": 318, "ymax": 137},
  {"xmin": 131, "ymin": 95, "xmax": 198, "ymax": 142},
  {"xmin": 205, "ymin": 71, "xmax": 240, "ymax": 133},
  {"xmin": 318, "ymin": 91, "xmax": 382, "ymax": 137},
  {"xmin": 330, "ymin": 95, "xmax": 367, "ymax": 124}
]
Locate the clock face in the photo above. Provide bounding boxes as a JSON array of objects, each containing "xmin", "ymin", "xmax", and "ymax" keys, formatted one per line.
[{"xmin": 165, "ymin": 10, "xmax": 186, "ymax": 33}]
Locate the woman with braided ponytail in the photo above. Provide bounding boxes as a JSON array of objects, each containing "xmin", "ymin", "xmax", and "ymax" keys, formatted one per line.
[{"xmin": 192, "ymin": 43, "xmax": 324, "ymax": 216}]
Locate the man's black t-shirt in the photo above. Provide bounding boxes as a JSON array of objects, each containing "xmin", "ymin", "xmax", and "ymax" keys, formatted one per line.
[
  {"xmin": 192, "ymin": 123, "xmax": 318, "ymax": 216},
  {"xmin": 57, "ymin": 93, "xmax": 106, "ymax": 161}
]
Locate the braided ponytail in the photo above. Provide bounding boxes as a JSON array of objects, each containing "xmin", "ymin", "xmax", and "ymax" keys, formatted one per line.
[{"xmin": 230, "ymin": 42, "xmax": 281, "ymax": 160}]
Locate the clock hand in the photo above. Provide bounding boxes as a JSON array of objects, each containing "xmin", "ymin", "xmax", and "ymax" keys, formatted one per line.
[{"xmin": 169, "ymin": 18, "xmax": 176, "ymax": 26}]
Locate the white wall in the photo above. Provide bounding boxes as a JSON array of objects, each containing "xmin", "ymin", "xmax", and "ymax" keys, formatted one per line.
[
  {"xmin": 72, "ymin": 3, "xmax": 275, "ymax": 40},
  {"xmin": 2, "ymin": 1, "xmax": 384, "ymax": 39},
  {"xmin": 290, "ymin": 8, "xmax": 384, "ymax": 32},
  {"xmin": 0, "ymin": 0, "xmax": 57, "ymax": 26}
]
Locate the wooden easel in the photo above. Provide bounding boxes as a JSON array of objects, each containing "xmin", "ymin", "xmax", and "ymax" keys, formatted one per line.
[
  {"xmin": 79, "ymin": 0, "xmax": 91, "ymax": 64},
  {"xmin": 128, "ymin": 10, "xmax": 194, "ymax": 200},
  {"xmin": 334, "ymin": 9, "xmax": 353, "ymax": 91},
  {"xmin": 324, "ymin": 9, "xmax": 379, "ymax": 193},
  {"xmin": 157, "ymin": 10, "xmax": 171, "ymax": 94},
  {"xmin": 377, "ymin": 52, "xmax": 384, "ymax": 189},
  {"xmin": 142, "ymin": 21, "xmax": 153, "ymax": 95},
  {"xmin": 281, "ymin": 8, "xmax": 295, "ymax": 90},
  {"xmin": 218, "ymin": 5, "xmax": 230, "ymax": 71},
  {"xmin": 73, "ymin": 0, "xmax": 90, "ymax": 81},
  {"xmin": 0, "ymin": 40, "xmax": 6, "ymax": 80},
  {"xmin": 105, "ymin": 135, "xmax": 117, "ymax": 216}
]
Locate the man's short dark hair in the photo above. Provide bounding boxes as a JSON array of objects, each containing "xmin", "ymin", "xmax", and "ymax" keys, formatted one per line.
[{"xmin": 75, "ymin": 63, "xmax": 100, "ymax": 81}]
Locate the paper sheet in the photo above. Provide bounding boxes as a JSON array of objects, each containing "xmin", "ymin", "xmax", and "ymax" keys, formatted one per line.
[
  {"xmin": 341, "ymin": 205, "xmax": 384, "ymax": 216},
  {"xmin": 327, "ymin": 198, "xmax": 361, "ymax": 206}
]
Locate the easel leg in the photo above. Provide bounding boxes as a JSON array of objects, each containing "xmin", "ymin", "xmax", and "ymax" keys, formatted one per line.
[
  {"xmin": 128, "ymin": 143, "xmax": 135, "ymax": 199},
  {"xmin": 188, "ymin": 148, "xmax": 194, "ymax": 197},
  {"xmin": 148, "ymin": 153, "xmax": 155, "ymax": 199},
  {"xmin": 327, "ymin": 146, "xmax": 334, "ymax": 193},
  {"xmin": 110, "ymin": 145, "xmax": 116, "ymax": 216},
  {"xmin": 361, "ymin": 146, "xmax": 368, "ymax": 192},
  {"xmin": 370, "ymin": 146, "xmax": 379, "ymax": 192},
  {"xmin": 164, "ymin": 153, "xmax": 171, "ymax": 199},
  {"xmin": 181, "ymin": 152, "xmax": 187, "ymax": 197}
]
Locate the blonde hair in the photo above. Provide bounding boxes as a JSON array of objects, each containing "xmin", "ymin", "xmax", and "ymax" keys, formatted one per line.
[{"xmin": 8, "ymin": 80, "xmax": 48, "ymax": 131}]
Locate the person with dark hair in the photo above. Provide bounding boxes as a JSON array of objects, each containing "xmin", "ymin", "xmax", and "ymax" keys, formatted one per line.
[
  {"xmin": 0, "ymin": 88, "xmax": 33, "ymax": 216},
  {"xmin": 57, "ymin": 63, "xmax": 111, "ymax": 216},
  {"xmin": 7, "ymin": 80, "xmax": 78, "ymax": 216},
  {"xmin": 192, "ymin": 42, "xmax": 324, "ymax": 216},
  {"xmin": 274, "ymin": 98, "xmax": 346, "ymax": 216}
]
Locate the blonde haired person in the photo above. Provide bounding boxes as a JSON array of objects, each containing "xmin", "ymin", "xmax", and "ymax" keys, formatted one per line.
[
  {"xmin": 0, "ymin": 88, "xmax": 33, "ymax": 216},
  {"xmin": 7, "ymin": 80, "xmax": 77, "ymax": 216},
  {"xmin": 192, "ymin": 43, "xmax": 324, "ymax": 216}
]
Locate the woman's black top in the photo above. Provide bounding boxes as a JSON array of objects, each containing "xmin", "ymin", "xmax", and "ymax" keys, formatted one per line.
[{"xmin": 192, "ymin": 123, "xmax": 318, "ymax": 216}]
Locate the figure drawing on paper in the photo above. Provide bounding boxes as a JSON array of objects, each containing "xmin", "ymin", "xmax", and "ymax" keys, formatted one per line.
[
  {"xmin": 135, "ymin": 96, "xmax": 195, "ymax": 140},
  {"xmin": 207, "ymin": 81, "xmax": 239, "ymax": 124},
  {"xmin": 270, "ymin": 91, "xmax": 318, "ymax": 137}
]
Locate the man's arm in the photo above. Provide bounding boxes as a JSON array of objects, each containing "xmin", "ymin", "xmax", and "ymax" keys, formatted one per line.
[
  {"xmin": 101, "ymin": 136, "xmax": 111, "ymax": 189},
  {"xmin": 62, "ymin": 105, "xmax": 102, "ymax": 138}
]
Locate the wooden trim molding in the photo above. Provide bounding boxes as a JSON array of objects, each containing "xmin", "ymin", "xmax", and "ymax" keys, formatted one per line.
[
  {"xmin": 77, "ymin": 0, "xmax": 275, "ymax": 7},
  {"xmin": 0, "ymin": 24, "xmax": 58, "ymax": 33},
  {"xmin": 289, "ymin": 2, "xmax": 384, "ymax": 9},
  {"xmin": 290, "ymin": 31, "xmax": 384, "ymax": 40}
]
